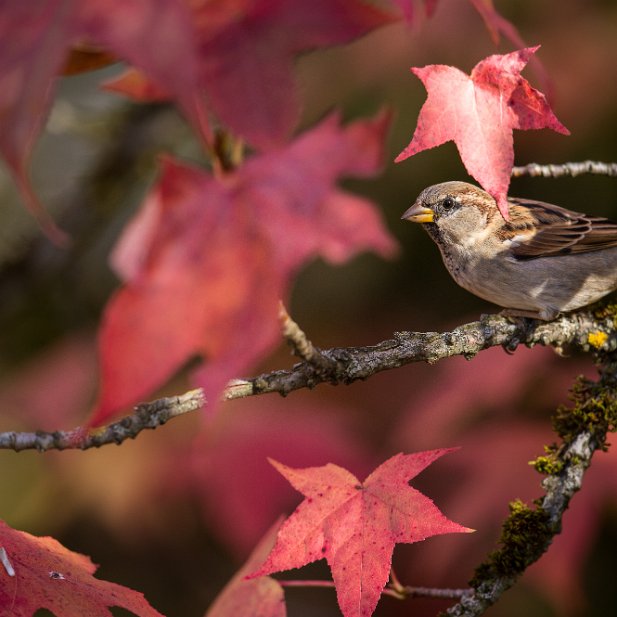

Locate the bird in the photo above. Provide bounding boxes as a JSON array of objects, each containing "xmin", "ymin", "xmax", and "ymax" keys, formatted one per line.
[{"xmin": 401, "ymin": 181, "xmax": 617, "ymax": 320}]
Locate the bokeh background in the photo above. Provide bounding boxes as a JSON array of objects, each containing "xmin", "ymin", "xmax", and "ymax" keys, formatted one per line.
[{"xmin": 2, "ymin": 1, "xmax": 617, "ymax": 615}]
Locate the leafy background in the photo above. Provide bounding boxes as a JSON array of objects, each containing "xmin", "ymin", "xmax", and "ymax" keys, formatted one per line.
[{"xmin": 1, "ymin": 1, "xmax": 617, "ymax": 615}]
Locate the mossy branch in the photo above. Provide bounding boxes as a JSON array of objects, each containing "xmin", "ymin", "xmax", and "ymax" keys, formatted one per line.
[{"xmin": 444, "ymin": 354, "xmax": 617, "ymax": 616}]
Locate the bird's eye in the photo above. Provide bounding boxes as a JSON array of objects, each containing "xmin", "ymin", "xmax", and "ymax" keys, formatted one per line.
[{"xmin": 442, "ymin": 196, "xmax": 455, "ymax": 211}]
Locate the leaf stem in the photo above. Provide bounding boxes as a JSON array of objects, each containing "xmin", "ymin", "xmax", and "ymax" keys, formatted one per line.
[{"xmin": 277, "ymin": 579, "xmax": 470, "ymax": 600}]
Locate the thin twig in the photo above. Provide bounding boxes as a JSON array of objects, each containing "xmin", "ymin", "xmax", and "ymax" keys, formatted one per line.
[
  {"xmin": 388, "ymin": 567, "xmax": 405, "ymax": 595},
  {"xmin": 0, "ymin": 389, "xmax": 205, "ymax": 452},
  {"xmin": 278, "ymin": 301, "xmax": 337, "ymax": 372},
  {"xmin": 512, "ymin": 160, "xmax": 617, "ymax": 178},
  {"xmin": 399, "ymin": 586, "xmax": 470, "ymax": 600},
  {"xmin": 278, "ymin": 579, "xmax": 469, "ymax": 600}
]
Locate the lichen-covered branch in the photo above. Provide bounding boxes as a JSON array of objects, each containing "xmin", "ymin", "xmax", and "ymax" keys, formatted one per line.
[
  {"xmin": 1, "ymin": 307, "xmax": 617, "ymax": 452},
  {"xmin": 225, "ymin": 308, "xmax": 617, "ymax": 400},
  {"xmin": 444, "ymin": 356, "xmax": 617, "ymax": 616}
]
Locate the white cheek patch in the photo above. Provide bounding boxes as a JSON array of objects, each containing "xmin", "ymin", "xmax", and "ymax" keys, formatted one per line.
[{"xmin": 459, "ymin": 225, "xmax": 493, "ymax": 249}]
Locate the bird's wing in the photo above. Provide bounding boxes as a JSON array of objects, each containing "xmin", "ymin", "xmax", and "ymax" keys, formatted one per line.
[{"xmin": 506, "ymin": 198, "xmax": 617, "ymax": 259}]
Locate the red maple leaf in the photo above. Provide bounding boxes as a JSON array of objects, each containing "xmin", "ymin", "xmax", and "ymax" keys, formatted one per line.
[
  {"xmin": 0, "ymin": 0, "xmax": 397, "ymax": 239},
  {"xmin": 0, "ymin": 0, "xmax": 205, "ymax": 241},
  {"xmin": 206, "ymin": 519, "xmax": 286, "ymax": 617},
  {"xmin": 104, "ymin": 0, "xmax": 397, "ymax": 150},
  {"xmin": 395, "ymin": 47, "xmax": 569, "ymax": 216},
  {"xmin": 0, "ymin": 1, "xmax": 75, "ymax": 243},
  {"xmin": 250, "ymin": 451, "xmax": 472, "ymax": 617},
  {"xmin": 89, "ymin": 112, "xmax": 396, "ymax": 426},
  {"xmin": 0, "ymin": 519, "xmax": 162, "ymax": 616}
]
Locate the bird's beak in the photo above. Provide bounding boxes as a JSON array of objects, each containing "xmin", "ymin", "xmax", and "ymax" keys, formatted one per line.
[{"xmin": 401, "ymin": 202, "xmax": 434, "ymax": 224}]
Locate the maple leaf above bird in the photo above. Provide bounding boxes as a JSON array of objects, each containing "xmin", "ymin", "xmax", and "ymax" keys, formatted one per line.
[{"xmin": 403, "ymin": 181, "xmax": 617, "ymax": 320}]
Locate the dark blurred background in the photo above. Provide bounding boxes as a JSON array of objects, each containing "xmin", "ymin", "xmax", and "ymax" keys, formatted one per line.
[{"xmin": 2, "ymin": 1, "xmax": 617, "ymax": 616}]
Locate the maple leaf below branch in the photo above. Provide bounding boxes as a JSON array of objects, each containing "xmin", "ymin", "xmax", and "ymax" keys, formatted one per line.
[
  {"xmin": 250, "ymin": 450, "xmax": 472, "ymax": 617},
  {"xmin": 395, "ymin": 47, "xmax": 569, "ymax": 216}
]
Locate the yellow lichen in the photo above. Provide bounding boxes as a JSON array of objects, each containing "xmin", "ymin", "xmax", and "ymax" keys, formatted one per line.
[{"xmin": 587, "ymin": 331, "xmax": 608, "ymax": 349}]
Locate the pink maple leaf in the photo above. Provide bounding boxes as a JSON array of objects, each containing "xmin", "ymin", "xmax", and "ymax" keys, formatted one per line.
[
  {"xmin": 250, "ymin": 450, "xmax": 472, "ymax": 617},
  {"xmin": 0, "ymin": 0, "xmax": 203, "ymax": 240},
  {"xmin": 0, "ymin": 519, "xmax": 162, "ymax": 616},
  {"xmin": 0, "ymin": 0, "xmax": 76, "ymax": 243},
  {"xmin": 104, "ymin": 0, "xmax": 397, "ymax": 150},
  {"xmin": 89, "ymin": 112, "xmax": 397, "ymax": 426},
  {"xmin": 395, "ymin": 47, "xmax": 569, "ymax": 216}
]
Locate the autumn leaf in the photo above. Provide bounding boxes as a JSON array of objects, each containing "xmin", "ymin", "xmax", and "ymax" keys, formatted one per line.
[
  {"xmin": 395, "ymin": 47, "xmax": 569, "ymax": 216},
  {"xmin": 89, "ymin": 112, "xmax": 397, "ymax": 426},
  {"xmin": 104, "ymin": 0, "xmax": 397, "ymax": 150},
  {"xmin": 0, "ymin": 519, "xmax": 163, "ymax": 617},
  {"xmin": 103, "ymin": 67, "xmax": 170, "ymax": 102},
  {"xmin": 250, "ymin": 450, "xmax": 472, "ymax": 617},
  {"xmin": 0, "ymin": 0, "xmax": 203, "ymax": 240},
  {"xmin": 0, "ymin": 0, "xmax": 75, "ymax": 243},
  {"xmin": 0, "ymin": 0, "xmax": 201, "ymax": 176},
  {"xmin": 206, "ymin": 519, "xmax": 286, "ymax": 617}
]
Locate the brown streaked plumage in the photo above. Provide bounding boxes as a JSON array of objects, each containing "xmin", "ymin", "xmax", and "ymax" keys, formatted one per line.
[{"xmin": 402, "ymin": 181, "xmax": 617, "ymax": 320}]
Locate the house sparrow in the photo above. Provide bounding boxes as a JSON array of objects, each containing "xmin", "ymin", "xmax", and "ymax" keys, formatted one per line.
[{"xmin": 402, "ymin": 181, "xmax": 617, "ymax": 320}]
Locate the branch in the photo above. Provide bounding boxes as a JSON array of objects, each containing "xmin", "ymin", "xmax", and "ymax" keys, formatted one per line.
[
  {"xmin": 277, "ymin": 301, "xmax": 337, "ymax": 372},
  {"xmin": 2, "ymin": 307, "xmax": 616, "ymax": 451},
  {"xmin": 2, "ymin": 310, "xmax": 615, "ymax": 450},
  {"xmin": 0, "ymin": 389, "xmax": 205, "ymax": 452},
  {"xmin": 512, "ymin": 160, "xmax": 617, "ymax": 178},
  {"xmin": 224, "ymin": 309, "xmax": 616, "ymax": 400},
  {"xmin": 445, "ymin": 356, "xmax": 617, "ymax": 616}
]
